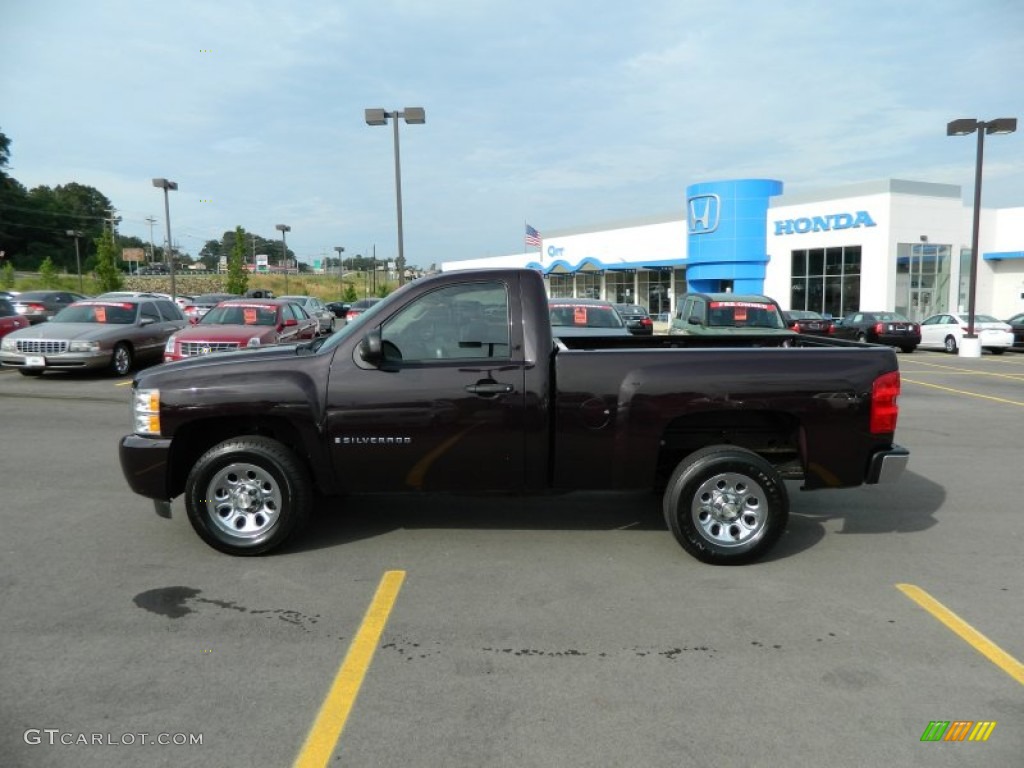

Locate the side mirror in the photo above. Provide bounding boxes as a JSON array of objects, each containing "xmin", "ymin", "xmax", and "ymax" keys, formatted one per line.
[
  {"xmin": 359, "ymin": 328, "xmax": 384, "ymax": 366},
  {"xmin": 140, "ymin": 318, "xmax": 155, "ymax": 326}
]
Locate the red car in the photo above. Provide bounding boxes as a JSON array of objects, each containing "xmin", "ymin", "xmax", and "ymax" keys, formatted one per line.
[
  {"xmin": 0, "ymin": 298, "xmax": 31, "ymax": 340},
  {"xmin": 163, "ymin": 299, "xmax": 317, "ymax": 362}
]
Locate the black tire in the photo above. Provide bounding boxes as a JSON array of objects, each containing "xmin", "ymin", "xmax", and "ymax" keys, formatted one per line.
[
  {"xmin": 110, "ymin": 343, "xmax": 133, "ymax": 375},
  {"xmin": 990, "ymin": 348, "xmax": 1005, "ymax": 355},
  {"xmin": 663, "ymin": 445, "xmax": 789, "ymax": 565},
  {"xmin": 19, "ymin": 368, "xmax": 43, "ymax": 377},
  {"xmin": 943, "ymin": 335, "xmax": 958, "ymax": 354},
  {"xmin": 901, "ymin": 345, "xmax": 916, "ymax": 353},
  {"xmin": 184, "ymin": 436, "xmax": 311, "ymax": 555}
]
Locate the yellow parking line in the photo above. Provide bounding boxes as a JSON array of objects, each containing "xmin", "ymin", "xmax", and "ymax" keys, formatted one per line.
[
  {"xmin": 903, "ymin": 357, "xmax": 1024, "ymax": 380},
  {"xmin": 293, "ymin": 570, "xmax": 406, "ymax": 768},
  {"xmin": 896, "ymin": 584, "xmax": 1024, "ymax": 686},
  {"xmin": 902, "ymin": 378, "xmax": 1024, "ymax": 407},
  {"xmin": 115, "ymin": 380, "xmax": 133, "ymax": 387}
]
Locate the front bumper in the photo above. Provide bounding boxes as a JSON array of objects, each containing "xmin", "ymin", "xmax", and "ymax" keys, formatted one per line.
[
  {"xmin": 0, "ymin": 350, "xmax": 112, "ymax": 371},
  {"xmin": 119, "ymin": 434, "xmax": 174, "ymax": 502},
  {"xmin": 866, "ymin": 444, "xmax": 910, "ymax": 484}
]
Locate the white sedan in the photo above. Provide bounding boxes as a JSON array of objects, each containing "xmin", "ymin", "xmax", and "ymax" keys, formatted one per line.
[{"xmin": 919, "ymin": 312, "xmax": 1014, "ymax": 354}]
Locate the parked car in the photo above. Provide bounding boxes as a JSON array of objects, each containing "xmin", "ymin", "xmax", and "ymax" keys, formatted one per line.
[
  {"xmin": 831, "ymin": 311, "xmax": 920, "ymax": 352},
  {"xmin": 1005, "ymin": 312, "xmax": 1024, "ymax": 349},
  {"xmin": 278, "ymin": 295, "xmax": 335, "ymax": 335},
  {"xmin": 669, "ymin": 293, "xmax": 794, "ymax": 338},
  {"xmin": 245, "ymin": 289, "xmax": 276, "ymax": 299},
  {"xmin": 0, "ymin": 290, "xmax": 20, "ymax": 301},
  {"xmin": 549, "ymin": 298, "xmax": 631, "ymax": 337},
  {"xmin": 163, "ymin": 299, "xmax": 318, "ymax": 362},
  {"xmin": 181, "ymin": 293, "xmax": 238, "ymax": 323},
  {"xmin": 325, "ymin": 301, "xmax": 351, "ymax": 320},
  {"xmin": 0, "ymin": 297, "xmax": 186, "ymax": 376},
  {"xmin": 343, "ymin": 297, "xmax": 382, "ymax": 322},
  {"xmin": 10, "ymin": 290, "xmax": 90, "ymax": 324},
  {"xmin": 613, "ymin": 303, "xmax": 655, "ymax": 336},
  {"xmin": 783, "ymin": 309, "xmax": 833, "ymax": 336},
  {"xmin": 919, "ymin": 312, "xmax": 1014, "ymax": 354},
  {"xmin": 0, "ymin": 298, "xmax": 31, "ymax": 340}
]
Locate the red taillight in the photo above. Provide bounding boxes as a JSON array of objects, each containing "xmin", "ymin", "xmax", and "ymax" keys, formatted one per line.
[
  {"xmin": 641, "ymin": 318, "xmax": 653, "ymax": 327},
  {"xmin": 827, "ymin": 324, "xmax": 835, "ymax": 335},
  {"xmin": 873, "ymin": 322, "xmax": 885, "ymax": 334},
  {"xmin": 870, "ymin": 371, "xmax": 901, "ymax": 434},
  {"xmin": 28, "ymin": 303, "xmax": 46, "ymax": 312}
]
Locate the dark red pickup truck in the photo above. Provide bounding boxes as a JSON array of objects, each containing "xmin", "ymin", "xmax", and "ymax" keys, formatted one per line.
[{"xmin": 119, "ymin": 268, "xmax": 909, "ymax": 564}]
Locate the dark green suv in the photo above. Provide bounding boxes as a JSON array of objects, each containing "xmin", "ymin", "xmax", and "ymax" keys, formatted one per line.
[{"xmin": 669, "ymin": 292, "xmax": 794, "ymax": 337}]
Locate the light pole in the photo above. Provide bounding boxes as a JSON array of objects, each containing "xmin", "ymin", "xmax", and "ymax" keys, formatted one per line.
[
  {"xmin": 334, "ymin": 246, "xmax": 345, "ymax": 298},
  {"xmin": 276, "ymin": 224, "xmax": 291, "ymax": 293},
  {"xmin": 946, "ymin": 117, "xmax": 1017, "ymax": 357},
  {"xmin": 365, "ymin": 107, "xmax": 425, "ymax": 287},
  {"xmin": 66, "ymin": 230, "xmax": 83, "ymax": 292},
  {"xmin": 152, "ymin": 178, "xmax": 178, "ymax": 301}
]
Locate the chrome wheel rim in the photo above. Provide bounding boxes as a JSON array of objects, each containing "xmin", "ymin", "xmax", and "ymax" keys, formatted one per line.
[
  {"xmin": 113, "ymin": 346, "xmax": 130, "ymax": 374},
  {"xmin": 691, "ymin": 471, "xmax": 768, "ymax": 549},
  {"xmin": 205, "ymin": 461, "xmax": 282, "ymax": 541}
]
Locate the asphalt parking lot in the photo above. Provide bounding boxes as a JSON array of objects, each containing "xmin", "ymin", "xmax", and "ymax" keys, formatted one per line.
[{"xmin": 1, "ymin": 350, "xmax": 1021, "ymax": 768}]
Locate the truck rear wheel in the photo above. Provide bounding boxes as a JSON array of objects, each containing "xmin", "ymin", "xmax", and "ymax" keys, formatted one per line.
[
  {"xmin": 185, "ymin": 436, "xmax": 311, "ymax": 555},
  {"xmin": 663, "ymin": 446, "xmax": 788, "ymax": 564}
]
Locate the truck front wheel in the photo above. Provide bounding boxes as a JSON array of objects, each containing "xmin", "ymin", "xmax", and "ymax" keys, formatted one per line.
[
  {"xmin": 185, "ymin": 436, "xmax": 311, "ymax": 555},
  {"xmin": 663, "ymin": 446, "xmax": 788, "ymax": 565}
]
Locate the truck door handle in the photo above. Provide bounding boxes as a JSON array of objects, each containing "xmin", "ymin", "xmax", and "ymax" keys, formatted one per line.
[{"xmin": 465, "ymin": 381, "xmax": 513, "ymax": 395}]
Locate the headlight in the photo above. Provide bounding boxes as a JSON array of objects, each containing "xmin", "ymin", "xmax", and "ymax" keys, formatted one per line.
[
  {"xmin": 164, "ymin": 337, "xmax": 176, "ymax": 354},
  {"xmin": 68, "ymin": 340, "xmax": 100, "ymax": 353},
  {"xmin": 133, "ymin": 388, "xmax": 161, "ymax": 436},
  {"xmin": 247, "ymin": 337, "xmax": 261, "ymax": 347},
  {"xmin": 1, "ymin": 338, "xmax": 15, "ymax": 351}
]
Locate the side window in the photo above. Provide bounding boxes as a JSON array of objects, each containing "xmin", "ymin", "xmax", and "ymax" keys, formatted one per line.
[
  {"xmin": 140, "ymin": 302, "xmax": 160, "ymax": 322},
  {"xmin": 381, "ymin": 281, "xmax": 511, "ymax": 362},
  {"xmin": 156, "ymin": 300, "xmax": 183, "ymax": 321},
  {"xmin": 692, "ymin": 299, "xmax": 706, "ymax": 322},
  {"xmin": 292, "ymin": 304, "xmax": 310, "ymax": 320}
]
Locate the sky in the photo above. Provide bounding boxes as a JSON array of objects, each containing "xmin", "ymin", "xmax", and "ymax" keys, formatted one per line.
[{"xmin": 3, "ymin": 0, "xmax": 1024, "ymax": 269}]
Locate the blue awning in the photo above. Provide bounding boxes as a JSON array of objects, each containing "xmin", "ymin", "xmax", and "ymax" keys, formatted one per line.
[{"xmin": 983, "ymin": 250, "xmax": 1024, "ymax": 261}]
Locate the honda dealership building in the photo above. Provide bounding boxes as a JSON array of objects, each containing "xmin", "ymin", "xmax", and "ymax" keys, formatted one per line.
[{"xmin": 441, "ymin": 178, "xmax": 1024, "ymax": 323}]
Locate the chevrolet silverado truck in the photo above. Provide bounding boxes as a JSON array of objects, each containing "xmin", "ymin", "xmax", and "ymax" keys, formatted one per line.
[{"xmin": 119, "ymin": 268, "xmax": 909, "ymax": 564}]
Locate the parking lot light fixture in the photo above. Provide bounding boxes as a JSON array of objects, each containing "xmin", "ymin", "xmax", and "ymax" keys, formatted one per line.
[
  {"xmin": 276, "ymin": 224, "xmax": 291, "ymax": 293},
  {"xmin": 152, "ymin": 178, "xmax": 179, "ymax": 302},
  {"xmin": 945, "ymin": 117, "xmax": 1017, "ymax": 356},
  {"xmin": 364, "ymin": 107, "xmax": 425, "ymax": 287}
]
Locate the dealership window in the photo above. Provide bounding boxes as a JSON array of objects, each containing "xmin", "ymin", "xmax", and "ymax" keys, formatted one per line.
[
  {"xmin": 547, "ymin": 274, "xmax": 573, "ymax": 298},
  {"xmin": 790, "ymin": 246, "xmax": 861, "ymax": 318},
  {"xmin": 575, "ymin": 271, "xmax": 602, "ymax": 299},
  {"xmin": 895, "ymin": 242, "xmax": 951, "ymax": 321},
  {"xmin": 639, "ymin": 269, "xmax": 672, "ymax": 319},
  {"xmin": 605, "ymin": 270, "xmax": 636, "ymax": 304}
]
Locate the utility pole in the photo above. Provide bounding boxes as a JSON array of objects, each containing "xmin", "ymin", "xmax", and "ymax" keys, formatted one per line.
[{"xmin": 144, "ymin": 216, "xmax": 157, "ymax": 264}]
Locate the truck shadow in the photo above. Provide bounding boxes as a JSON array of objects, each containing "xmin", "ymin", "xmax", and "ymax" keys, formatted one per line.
[
  {"xmin": 290, "ymin": 468, "xmax": 944, "ymax": 562},
  {"xmin": 766, "ymin": 469, "xmax": 944, "ymax": 562}
]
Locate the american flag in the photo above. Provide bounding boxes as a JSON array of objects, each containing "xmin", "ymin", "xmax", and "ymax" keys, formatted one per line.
[{"xmin": 525, "ymin": 224, "xmax": 541, "ymax": 247}]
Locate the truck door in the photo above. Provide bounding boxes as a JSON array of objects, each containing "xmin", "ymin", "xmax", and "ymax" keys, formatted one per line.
[{"xmin": 325, "ymin": 279, "xmax": 528, "ymax": 492}]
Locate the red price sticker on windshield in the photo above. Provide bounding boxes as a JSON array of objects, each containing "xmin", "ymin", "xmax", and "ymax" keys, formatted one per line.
[
  {"xmin": 734, "ymin": 307, "xmax": 748, "ymax": 321},
  {"xmin": 243, "ymin": 308, "xmax": 258, "ymax": 324},
  {"xmin": 95, "ymin": 306, "xmax": 107, "ymax": 323},
  {"xmin": 574, "ymin": 306, "xmax": 588, "ymax": 325}
]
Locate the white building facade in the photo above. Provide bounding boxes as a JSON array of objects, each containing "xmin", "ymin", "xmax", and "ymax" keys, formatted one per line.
[{"xmin": 442, "ymin": 178, "xmax": 1024, "ymax": 323}]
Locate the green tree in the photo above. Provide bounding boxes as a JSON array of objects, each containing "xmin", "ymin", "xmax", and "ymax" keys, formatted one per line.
[
  {"xmin": 94, "ymin": 228, "xmax": 123, "ymax": 291},
  {"xmin": 226, "ymin": 225, "xmax": 249, "ymax": 295},
  {"xmin": 342, "ymin": 283, "xmax": 359, "ymax": 302},
  {"xmin": 39, "ymin": 256, "xmax": 59, "ymax": 287},
  {"xmin": 1, "ymin": 262, "xmax": 14, "ymax": 289}
]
